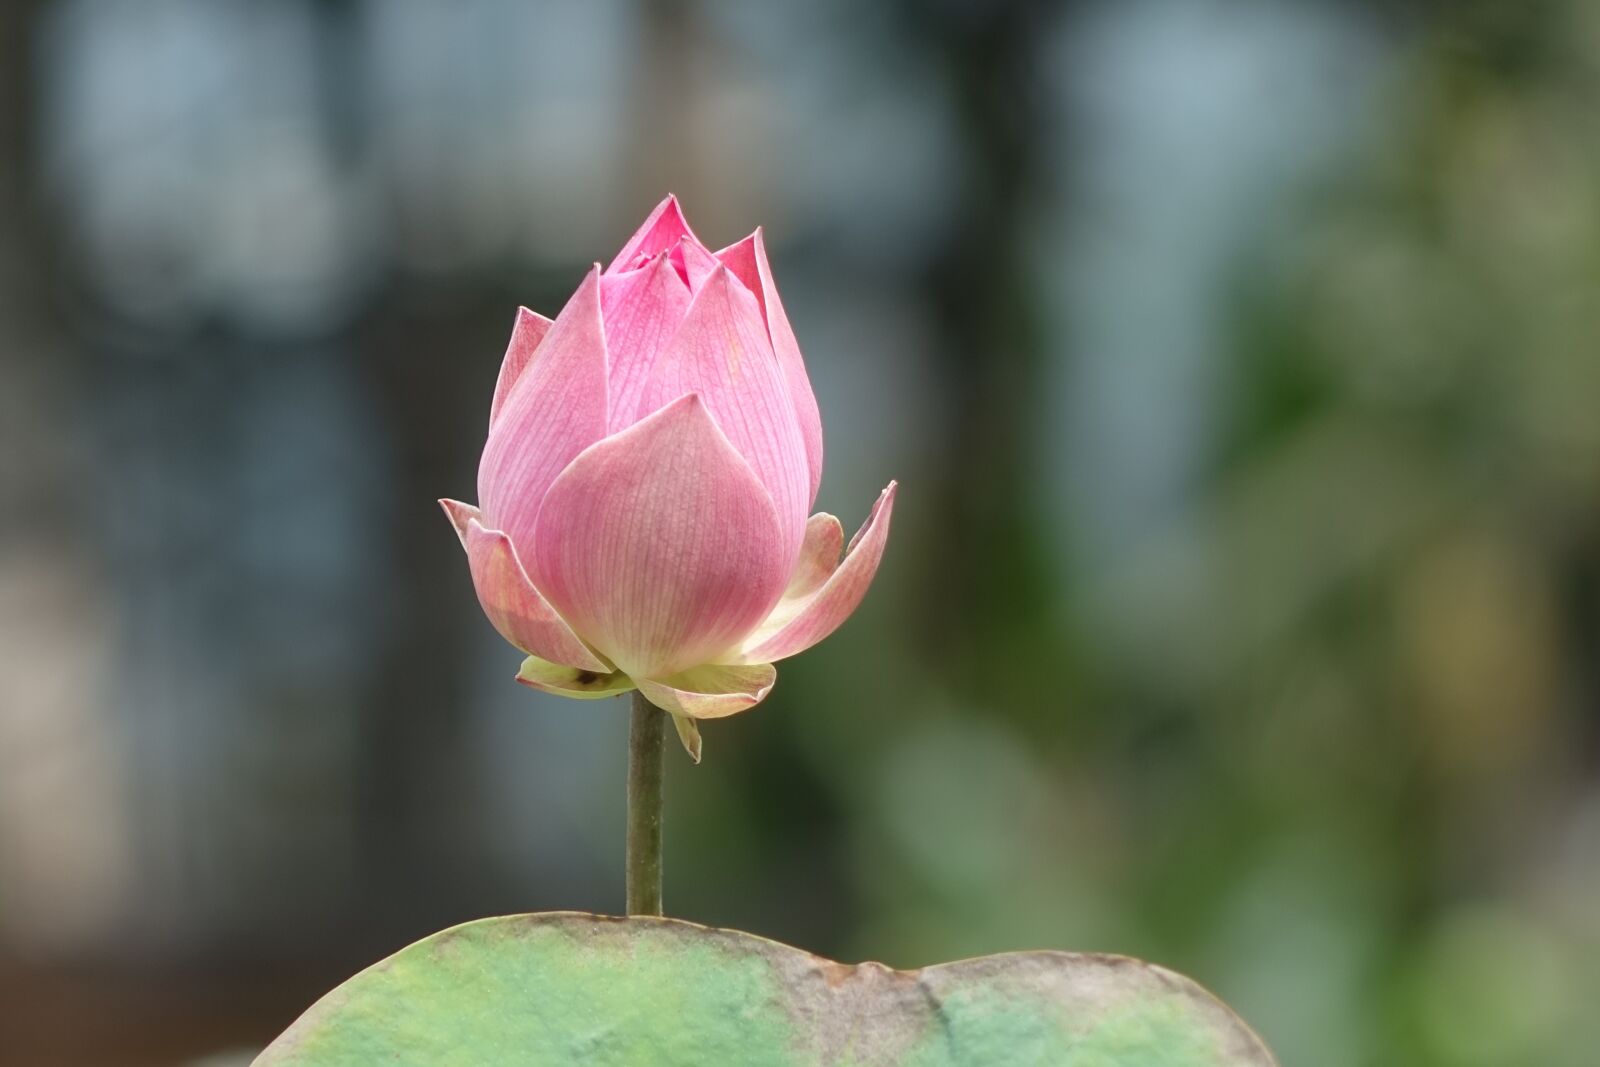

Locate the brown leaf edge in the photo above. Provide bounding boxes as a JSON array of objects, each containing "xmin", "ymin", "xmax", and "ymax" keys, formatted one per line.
[{"xmin": 258, "ymin": 911, "xmax": 1279, "ymax": 1066}]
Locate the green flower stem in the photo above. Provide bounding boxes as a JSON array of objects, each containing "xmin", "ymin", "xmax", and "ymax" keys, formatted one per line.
[{"xmin": 625, "ymin": 691, "xmax": 665, "ymax": 916}]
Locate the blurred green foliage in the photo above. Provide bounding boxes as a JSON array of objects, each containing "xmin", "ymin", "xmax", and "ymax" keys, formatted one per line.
[{"xmin": 672, "ymin": 3, "xmax": 1600, "ymax": 1066}]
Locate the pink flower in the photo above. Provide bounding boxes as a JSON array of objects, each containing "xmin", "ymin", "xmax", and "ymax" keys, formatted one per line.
[{"xmin": 440, "ymin": 197, "xmax": 896, "ymax": 758}]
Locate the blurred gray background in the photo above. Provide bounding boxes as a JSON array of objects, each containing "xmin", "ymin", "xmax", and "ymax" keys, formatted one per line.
[{"xmin": 1, "ymin": 1, "xmax": 1598, "ymax": 1064}]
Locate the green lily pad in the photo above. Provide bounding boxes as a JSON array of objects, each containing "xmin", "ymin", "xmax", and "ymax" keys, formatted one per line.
[{"xmin": 256, "ymin": 912, "xmax": 1275, "ymax": 1066}]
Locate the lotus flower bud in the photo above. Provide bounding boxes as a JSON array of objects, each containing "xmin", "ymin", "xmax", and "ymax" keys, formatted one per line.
[{"xmin": 441, "ymin": 197, "xmax": 896, "ymax": 757}]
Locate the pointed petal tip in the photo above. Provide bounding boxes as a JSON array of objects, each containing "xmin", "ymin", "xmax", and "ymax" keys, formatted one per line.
[
  {"xmin": 477, "ymin": 264, "xmax": 611, "ymax": 546},
  {"xmin": 667, "ymin": 390, "xmax": 705, "ymax": 417},
  {"xmin": 690, "ymin": 263, "xmax": 734, "ymax": 298},
  {"xmin": 852, "ymin": 481, "xmax": 897, "ymax": 550},
  {"xmin": 439, "ymin": 498, "xmax": 478, "ymax": 543},
  {"xmin": 658, "ymin": 194, "xmax": 695, "ymax": 232},
  {"xmin": 671, "ymin": 713, "xmax": 703, "ymax": 763},
  {"xmin": 608, "ymin": 196, "xmax": 703, "ymax": 272},
  {"xmin": 718, "ymin": 227, "xmax": 763, "ymax": 255},
  {"xmin": 747, "ymin": 227, "xmax": 770, "ymax": 259},
  {"xmin": 489, "ymin": 309, "xmax": 556, "ymax": 428}
]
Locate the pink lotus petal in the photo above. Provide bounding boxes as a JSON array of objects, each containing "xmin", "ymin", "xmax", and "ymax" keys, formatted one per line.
[
  {"xmin": 515, "ymin": 654, "xmax": 635, "ymax": 699},
  {"xmin": 669, "ymin": 235, "xmax": 720, "ymax": 292},
  {"xmin": 734, "ymin": 481, "xmax": 897, "ymax": 664},
  {"xmin": 717, "ymin": 229, "xmax": 825, "ymax": 507},
  {"xmin": 635, "ymin": 267, "xmax": 810, "ymax": 565},
  {"xmin": 438, "ymin": 499, "xmax": 610, "ymax": 673},
  {"xmin": 605, "ymin": 194, "xmax": 705, "ymax": 274},
  {"xmin": 488, "ymin": 306, "xmax": 552, "ymax": 428},
  {"xmin": 635, "ymin": 663, "xmax": 777, "ymax": 719},
  {"xmin": 478, "ymin": 267, "xmax": 609, "ymax": 555},
  {"xmin": 530, "ymin": 395, "xmax": 789, "ymax": 678},
  {"xmin": 600, "ymin": 253, "xmax": 692, "ymax": 433}
]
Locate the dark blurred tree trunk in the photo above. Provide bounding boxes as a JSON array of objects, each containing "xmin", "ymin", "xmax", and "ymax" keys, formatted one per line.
[
  {"xmin": 906, "ymin": 0, "xmax": 1074, "ymax": 717},
  {"xmin": 306, "ymin": 0, "xmax": 501, "ymax": 933},
  {"xmin": 348, "ymin": 298, "xmax": 498, "ymax": 934},
  {"xmin": 0, "ymin": 0, "xmax": 46, "ymax": 322}
]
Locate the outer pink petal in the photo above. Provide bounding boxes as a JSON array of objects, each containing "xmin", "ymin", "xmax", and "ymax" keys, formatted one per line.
[
  {"xmin": 488, "ymin": 306, "xmax": 552, "ymax": 428},
  {"xmin": 633, "ymin": 266, "xmax": 810, "ymax": 566},
  {"xmin": 716, "ymin": 228, "xmax": 825, "ymax": 507},
  {"xmin": 605, "ymin": 194, "xmax": 704, "ymax": 274},
  {"xmin": 477, "ymin": 267, "xmax": 609, "ymax": 555},
  {"xmin": 635, "ymin": 663, "xmax": 777, "ymax": 720},
  {"xmin": 529, "ymin": 395, "xmax": 789, "ymax": 679},
  {"xmin": 600, "ymin": 253, "xmax": 692, "ymax": 433},
  {"xmin": 733, "ymin": 481, "xmax": 897, "ymax": 664},
  {"xmin": 439, "ymin": 499, "xmax": 610, "ymax": 673}
]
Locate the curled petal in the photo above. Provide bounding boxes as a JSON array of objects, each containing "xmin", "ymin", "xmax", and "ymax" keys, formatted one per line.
[
  {"xmin": 488, "ymin": 306, "xmax": 552, "ymax": 428},
  {"xmin": 605, "ymin": 195, "xmax": 704, "ymax": 274},
  {"xmin": 635, "ymin": 663, "xmax": 777, "ymax": 720},
  {"xmin": 600, "ymin": 253, "xmax": 691, "ymax": 432},
  {"xmin": 635, "ymin": 267, "xmax": 810, "ymax": 565},
  {"xmin": 733, "ymin": 481, "xmax": 897, "ymax": 664},
  {"xmin": 516, "ymin": 655, "xmax": 635, "ymax": 699},
  {"xmin": 787, "ymin": 513, "xmax": 845, "ymax": 599},
  {"xmin": 530, "ymin": 394, "xmax": 789, "ymax": 679},
  {"xmin": 478, "ymin": 268, "xmax": 609, "ymax": 554},
  {"xmin": 717, "ymin": 229, "xmax": 825, "ymax": 507},
  {"xmin": 439, "ymin": 499, "xmax": 610, "ymax": 673},
  {"xmin": 735, "ymin": 514, "xmax": 845, "ymax": 649}
]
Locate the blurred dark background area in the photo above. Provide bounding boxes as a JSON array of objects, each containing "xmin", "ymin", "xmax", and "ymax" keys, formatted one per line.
[{"xmin": 2, "ymin": 1, "xmax": 1598, "ymax": 1064}]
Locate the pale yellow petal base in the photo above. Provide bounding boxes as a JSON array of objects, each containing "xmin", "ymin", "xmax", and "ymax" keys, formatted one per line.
[
  {"xmin": 516, "ymin": 655, "xmax": 636, "ymax": 699},
  {"xmin": 515, "ymin": 656, "xmax": 775, "ymax": 764}
]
